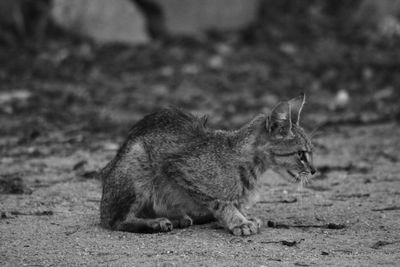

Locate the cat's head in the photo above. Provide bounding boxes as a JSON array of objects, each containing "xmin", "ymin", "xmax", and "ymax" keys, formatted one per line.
[{"xmin": 266, "ymin": 93, "xmax": 316, "ymax": 183}]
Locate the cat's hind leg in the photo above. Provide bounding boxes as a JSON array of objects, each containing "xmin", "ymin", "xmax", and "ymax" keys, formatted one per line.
[
  {"xmin": 191, "ymin": 213, "xmax": 216, "ymax": 225},
  {"xmin": 101, "ymin": 191, "xmax": 173, "ymax": 233},
  {"xmin": 114, "ymin": 203, "xmax": 173, "ymax": 233},
  {"xmin": 170, "ymin": 214, "xmax": 193, "ymax": 229},
  {"xmin": 115, "ymin": 216, "xmax": 173, "ymax": 233}
]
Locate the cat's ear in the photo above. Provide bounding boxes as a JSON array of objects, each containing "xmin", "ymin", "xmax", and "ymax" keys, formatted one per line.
[
  {"xmin": 288, "ymin": 93, "xmax": 305, "ymax": 125},
  {"xmin": 267, "ymin": 101, "xmax": 292, "ymax": 137}
]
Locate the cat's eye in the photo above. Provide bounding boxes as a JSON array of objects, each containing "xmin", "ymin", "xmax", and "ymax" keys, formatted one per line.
[{"xmin": 298, "ymin": 151, "xmax": 307, "ymax": 162}]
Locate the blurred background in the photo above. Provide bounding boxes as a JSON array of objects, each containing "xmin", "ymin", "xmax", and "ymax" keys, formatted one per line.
[{"xmin": 1, "ymin": 0, "xmax": 400, "ymax": 141}]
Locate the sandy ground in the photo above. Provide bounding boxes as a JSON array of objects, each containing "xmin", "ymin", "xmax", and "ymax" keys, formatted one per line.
[{"xmin": 1, "ymin": 122, "xmax": 399, "ymax": 266}]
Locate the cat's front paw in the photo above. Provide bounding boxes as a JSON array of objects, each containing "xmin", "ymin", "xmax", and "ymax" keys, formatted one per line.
[
  {"xmin": 248, "ymin": 217, "xmax": 262, "ymax": 229},
  {"xmin": 179, "ymin": 215, "xmax": 193, "ymax": 228},
  {"xmin": 231, "ymin": 221, "xmax": 259, "ymax": 236}
]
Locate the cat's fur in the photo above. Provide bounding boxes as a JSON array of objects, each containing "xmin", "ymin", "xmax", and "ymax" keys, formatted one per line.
[{"xmin": 99, "ymin": 94, "xmax": 316, "ymax": 236}]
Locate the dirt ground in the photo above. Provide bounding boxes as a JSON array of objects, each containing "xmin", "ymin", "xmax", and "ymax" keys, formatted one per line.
[
  {"xmin": 1, "ymin": 3, "xmax": 400, "ymax": 266},
  {"xmin": 1, "ymin": 120, "xmax": 400, "ymax": 266}
]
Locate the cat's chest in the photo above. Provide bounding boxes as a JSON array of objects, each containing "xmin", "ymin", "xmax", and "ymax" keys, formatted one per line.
[
  {"xmin": 236, "ymin": 161, "xmax": 261, "ymax": 208},
  {"xmin": 240, "ymin": 187, "xmax": 260, "ymax": 209}
]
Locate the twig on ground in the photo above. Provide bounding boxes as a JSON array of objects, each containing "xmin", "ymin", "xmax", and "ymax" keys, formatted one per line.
[
  {"xmin": 317, "ymin": 163, "xmax": 371, "ymax": 175},
  {"xmin": 372, "ymin": 206, "xmax": 400, "ymax": 212},
  {"xmin": 371, "ymin": 240, "xmax": 400, "ymax": 249},
  {"xmin": 331, "ymin": 193, "xmax": 370, "ymax": 201},
  {"xmin": 294, "ymin": 262, "xmax": 310, "ymax": 266},
  {"xmin": 10, "ymin": 210, "xmax": 53, "ymax": 216},
  {"xmin": 261, "ymin": 239, "xmax": 304, "ymax": 247},
  {"xmin": 259, "ymin": 198, "xmax": 297, "ymax": 204},
  {"xmin": 267, "ymin": 220, "xmax": 346, "ymax": 229}
]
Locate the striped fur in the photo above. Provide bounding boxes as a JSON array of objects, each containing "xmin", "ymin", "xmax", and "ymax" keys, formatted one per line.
[{"xmin": 100, "ymin": 97, "xmax": 315, "ymax": 236}]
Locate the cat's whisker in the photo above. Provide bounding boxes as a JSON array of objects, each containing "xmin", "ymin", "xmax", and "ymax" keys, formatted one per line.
[
  {"xmin": 310, "ymin": 125, "xmax": 324, "ymax": 139},
  {"xmin": 298, "ymin": 172, "xmax": 310, "ymax": 185}
]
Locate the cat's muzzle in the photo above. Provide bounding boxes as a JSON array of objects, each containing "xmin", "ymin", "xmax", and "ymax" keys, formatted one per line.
[{"xmin": 287, "ymin": 170, "xmax": 311, "ymax": 183}]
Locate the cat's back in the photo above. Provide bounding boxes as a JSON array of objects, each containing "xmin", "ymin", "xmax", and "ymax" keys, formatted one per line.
[
  {"xmin": 128, "ymin": 107, "xmax": 205, "ymax": 139},
  {"xmin": 100, "ymin": 108, "xmax": 207, "ymax": 180},
  {"xmin": 115, "ymin": 107, "xmax": 208, "ymax": 163}
]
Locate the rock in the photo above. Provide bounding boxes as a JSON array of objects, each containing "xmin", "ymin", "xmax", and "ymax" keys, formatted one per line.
[
  {"xmin": 356, "ymin": 0, "xmax": 400, "ymax": 37},
  {"xmin": 154, "ymin": 0, "xmax": 260, "ymax": 36},
  {"xmin": 331, "ymin": 89, "xmax": 350, "ymax": 111},
  {"xmin": 0, "ymin": 90, "xmax": 32, "ymax": 105},
  {"xmin": 51, "ymin": 0, "xmax": 149, "ymax": 44},
  {"xmin": 207, "ymin": 55, "xmax": 224, "ymax": 69},
  {"xmin": 102, "ymin": 142, "xmax": 119, "ymax": 151}
]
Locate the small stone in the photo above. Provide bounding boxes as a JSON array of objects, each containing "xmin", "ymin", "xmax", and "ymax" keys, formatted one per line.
[
  {"xmin": 0, "ymin": 90, "xmax": 32, "ymax": 104},
  {"xmin": 207, "ymin": 55, "xmax": 224, "ymax": 69},
  {"xmin": 280, "ymin": 43, "xmax": 297, "ymax": 55},
  {"xmin": 103, "ymin": 142, "xmax": 119, "ymax": 151},
  {"xmin": 181, "ymin": 64, "xmax": 200, "ymax": 74},
  {"xmin": 332, "ymin": 89, "xmax": 350, "ymax": 110},
  {"xmin": 51, "ymin": 0, "xmax": 149, "ymax": 44}
]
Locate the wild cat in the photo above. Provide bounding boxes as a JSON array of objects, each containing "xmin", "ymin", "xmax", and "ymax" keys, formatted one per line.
[{"xmin": 99, "ymin": 94, "xmax": 316, "ymax": 236}]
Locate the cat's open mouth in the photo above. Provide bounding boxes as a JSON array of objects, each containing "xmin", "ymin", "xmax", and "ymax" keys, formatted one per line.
[{"xmin": 287, "ymin": 170, "xmax": 309, "ymax": 183}]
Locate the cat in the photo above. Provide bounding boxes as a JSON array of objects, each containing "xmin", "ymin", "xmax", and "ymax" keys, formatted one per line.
[{"xmin": 99, "ymin": 94, "xmax": 316, "ymax": 236}]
